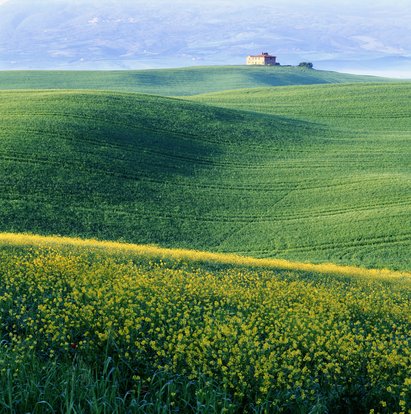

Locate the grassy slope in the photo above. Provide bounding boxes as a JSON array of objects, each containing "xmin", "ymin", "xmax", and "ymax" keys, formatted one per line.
[
  {"xmin": 0, "ymin": 85, "xmax": 410, "ymax": 270},
  {"xmin": 0, "ymin": 66, "xmax": 393, "ymax": 96},
  {"xmin": 189, "ymin": 83, "xmax": 411, "ymax": 269}
]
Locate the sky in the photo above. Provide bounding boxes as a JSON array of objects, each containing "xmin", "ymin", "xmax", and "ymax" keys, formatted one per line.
[{"xmin": 0, "ymin": 0, "xmax": 410, "ymax": 77}]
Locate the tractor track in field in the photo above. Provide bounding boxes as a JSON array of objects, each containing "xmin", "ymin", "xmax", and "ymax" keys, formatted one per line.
[{"xmin": 230, "ymin": 233, "xmax": 411, "ymax": 258}]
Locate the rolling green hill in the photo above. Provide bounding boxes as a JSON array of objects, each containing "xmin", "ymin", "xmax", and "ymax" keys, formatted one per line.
[
  {"xmin": 0, "ymin": 84, "xmax": 410, "ymax": 270},
  {"xmin": 0, "ymin": 66, "xmax": 393, "ymax": 96},
  {"xmin": 189, "ymin": 82, "xmax": 411, "ymax": 129}
]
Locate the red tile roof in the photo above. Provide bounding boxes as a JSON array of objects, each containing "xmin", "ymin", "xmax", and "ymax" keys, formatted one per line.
[{"xmin": 248, "ymin": 53, "xmax": 276, "ymax": 58}]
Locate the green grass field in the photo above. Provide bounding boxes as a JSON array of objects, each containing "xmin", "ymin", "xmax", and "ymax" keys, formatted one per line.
[
  {"xmin": 0, "ymin": 235, "xmax": 409, "ymax": 413},
  {"xmin": 0, "ymin": 84, "xmax": 409, "ymax": 270},
  {"xmin": 0, "ymin": 66, "xmax": 393, "ymax": 96},
  {"xmin": 1, "ymin": 67, "xmax": 410, "ymax": 413}
]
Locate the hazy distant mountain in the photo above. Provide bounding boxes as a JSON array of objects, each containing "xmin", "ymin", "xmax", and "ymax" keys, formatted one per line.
[{"xmin": 1, "ymin": 0, "xmax": 410, "ymax": 77}]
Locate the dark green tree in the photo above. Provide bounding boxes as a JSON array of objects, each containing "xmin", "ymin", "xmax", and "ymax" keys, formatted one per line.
[{"xmin": 298, "ymin": 62, "xmax": 314, "ymax": 69}]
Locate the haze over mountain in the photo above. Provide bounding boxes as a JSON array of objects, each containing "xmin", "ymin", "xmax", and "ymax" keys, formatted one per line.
[{"xmin": 1, "ymin": 0, "xmax": 410, "ymax": 77}]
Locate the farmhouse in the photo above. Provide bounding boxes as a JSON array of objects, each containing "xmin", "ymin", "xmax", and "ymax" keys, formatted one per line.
[{"xmin": 246, "ymin": 52, "xmax": 277, "ymax": 66}]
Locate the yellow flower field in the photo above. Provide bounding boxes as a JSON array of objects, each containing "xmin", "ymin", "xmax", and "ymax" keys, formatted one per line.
[{"xmin": 0, "ymin": 234, "xmax": 410, "ymax": 413}]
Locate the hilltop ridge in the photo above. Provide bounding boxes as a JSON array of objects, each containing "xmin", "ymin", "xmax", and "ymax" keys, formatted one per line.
[{"xmin": 0, "ymin": 66, "xmax": 393, "ymax": 96}]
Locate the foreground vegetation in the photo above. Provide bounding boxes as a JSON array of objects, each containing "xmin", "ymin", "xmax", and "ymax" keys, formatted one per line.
[
  {"xmin": 0, "ymin": 66, "xmax": 392, "ymax": 96},
  {"xmin": 1, "ymin": 68, "xmax": 409, "ymax": 413},
  {"xmin": 0, "ymin": 85, "xmax": 410, "ymax": 270},
  {"xmin": 0, "ymin": 234, "xmax": 410, "ymax": 413}
]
